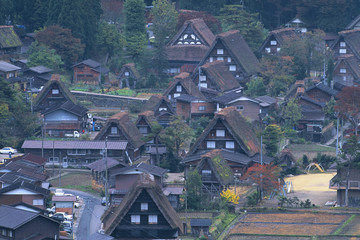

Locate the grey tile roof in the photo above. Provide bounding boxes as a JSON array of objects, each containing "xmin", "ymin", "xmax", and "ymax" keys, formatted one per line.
[
  {"xmin": 22, "ymin": 140, "xmax": 128, "ymax": 150},
  {"xmin": 191, "ymin": 218, "xmax": 212, "ymax": 227},
  {"xmin": 52, "ymin": 195, "xmax": 77, "ymax": 202},
  {"xmin": 0, "ymin": 205, "xmax": 38, "ymax": 229},
  {"xmin": 0, "ymin": 181, "xmax": 49, "ymax": 196},
  {"xmin": 111, "ymin": 162, "xmax": 168, "ymax": 177},
  {"xmin": 0, "ymin": 61, "xmax": 21, "ymax": 72},
  {"xmin": 43, "ymin": 100, "xmax": 88, "ymax": 117},
  {"xmin": 305, "ymin": 82, "xmax": 339, "ymax": 97},
  {"xmin": 89, "ymin": 232, "xmax": 114, "ymax": 240},
  {"xmin": 29, "ymin": 66, "xmax": 53, "ymax": 74},
  {"xmin": 87, "ymin": 158, "xmax": 126, "ymax": 172},
  {"xmin": 212, "ymin": 92, "xmax": 243, "ymax": 104}
]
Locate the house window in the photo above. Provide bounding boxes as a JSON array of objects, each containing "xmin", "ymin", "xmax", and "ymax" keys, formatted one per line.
[
  {"xmin": 174, "ymin": 93, "xmax": 180, "ymax": 98},
  {"xmin": 199, "ymin": 83, "xmax": 207, "ymax": 88},
  {"xmin": 202, "ymin": 170, "xmax": 212, "ymax": 180},
  {"xmin": 199, "ymin": 106, "xmax": 206, "ymax": 111},
  {"xmin": 8, "ymin": 231, "xmax": 12, "ymax": 237},
  {"xmin": 52, "ymin": 89, "xmax": 59, "ymax": 95},
  {"xmin": 217, "ymin": 49, "xmax": 224, "ymax": 54},
  {"xmin": 265, "ymin": 48, "xmax": 271, "ymax": 53},
  {"xmin": 8, "ymin": 72, "xmax": 14, "ymax": 78},
  {"xmin": 169, "ymin": 68, "xmax": 180, "ymax": 74},
  {"xmin": 33, "ymin": 199, "xmax": 44, "ymax": 206},
  {"xmin": 207, "ymin": 141, "xmax": 215, "ymax": 149},
  {"xmin": 176, "ymin": 85, "xmax": 182, "ymax": 92},
  {"xmin": 216, "ymin": 130, "xmax": 225, "ymax": 137},
  {"xmin": 1, "ymin": 229, "xmax": 6, "ymax": 236},
  {"xmin": 131, "ymin": 215, "xmax": 140, "ymax": 224},
  {"xmin": 277, "ymin": 48, "xmax": 281, "ymax": 52},
  {"xmin": 270, "ymin": 40, "xmax": 277, "ymax": 45},
  {"xmin": 343, "ymin": 76, "xmax": 347, "ymax": 81},
  {"xmin": 202, "ymin": 170, "xmax": 212, "ymax": 175},
  {"xmin": 217, "ymin": 57, "xmax": 224, "ymax": 61},
  {"xmin": 237, "ymin": 105, "xmax": 244, "ymax": 110},
  {"xmin": 139, "ymin": 127, "xmax": 148, "ymax": 134},
  {"xmin": 227, "ymin": 57, "xmax": 231, "ymax": 62},
  {"xmin": 339, "ymin": 49, "xmax": 347, "ymax": 54},
  {"xmin": 111, "ymin": 127, "xmax": 118, "ymax": 134},
  {"xmin": 199, "ymin": 75, "xmax": 206, "ymax": 81},
  {"xmin": 141, "ymin": 202, "xmax": 148, "ymax": 211},
  {"xmin": 148, "ymin": 215, "xmax": 158, "ymax": 224},
  {"xmin": 49, "ymin": 157, "xmax": 59, "ymax": 162},
  {"xmin": 340, "ymin": 68, "xmax": 346, "ymax": 73},
  {"xmin": 229, "ymin": 65, "xmax": 236, "ymax": 71},
  {"xmin": 159, "ymin": 107, "xmax": 167, "ymax": 111},
  {"xmin": 125, "ymin": 71, "xmax": 129, "ymax": 76},
  {"xmin": 226, "ymin": 141, "xmax": 235, "ymax": 149},
  {"xmin": 340, "ymin": 41, "xmax": 346, "ymax": 47},
  {"xmin": 209, "ymin": 57, "xmax": 214, "ymax": 62},
  {"xmin": 168, "ymin": 95, "xmax": 171, "ymax": 100}
]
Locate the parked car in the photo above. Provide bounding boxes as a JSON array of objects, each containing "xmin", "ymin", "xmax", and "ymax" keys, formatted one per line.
[
  {"xmin": 46, "ymin": 206, "xmax": 55, "ymax": 214},
  {"xmin": 95, "ymin": 123, "xmax": 103, "ymax": 131},
  {"xmin": 50, "ymin": 213, "xmax": 65, "ymax": 222},
  {"xmin": 62, "ymin": 220, "xmax": 72, "ymax": 233},
  {"xmin": 101, "ymin": 197, "xmax": 106, "ymax": 206},
  {"xmin": 53, "ymin": 212, "xmax": 73, "ymax": 221},
  {"xmin": 54, "ymin": 189, "xmax": 65, "ymax": 196},
  {"xmin": 0, "ymin": 147, "xmax": 16, "ymax": 154}
]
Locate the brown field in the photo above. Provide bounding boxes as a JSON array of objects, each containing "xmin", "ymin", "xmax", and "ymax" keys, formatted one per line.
[
  {"xmin": 230, "ymin": 212, "xmax": 350, "ymax": 236},
  {"xmin": 49, "ymin": 172, "xmax": 92, "ymax": 188}
]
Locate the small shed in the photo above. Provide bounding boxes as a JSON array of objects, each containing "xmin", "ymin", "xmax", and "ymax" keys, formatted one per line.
[
  {"xmin": 52, "ymin": 195, "xmax": 76, "ymax": 215},
  {"xmin": 190, "ymin": 218, "xmax": 212, "ymax": 237}
]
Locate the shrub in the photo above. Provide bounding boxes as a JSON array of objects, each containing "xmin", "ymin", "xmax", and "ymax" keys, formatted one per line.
[{"xmin": 247, "ymin": 191, "xmax": 259, "ymax": 206}]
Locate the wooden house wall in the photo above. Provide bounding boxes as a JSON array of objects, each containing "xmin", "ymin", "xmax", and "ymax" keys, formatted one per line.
[
  {"xmin": 0, "ymin": 69, "xmax": 18, "ymax": 79},
  {"xmin": 262, "ymin": 35, "xmax": 281, "ymax": 55},
  {"xmin": 333, "ymin": 61, "xmax": 355, "ymax": 86},
  {"xmin": 198, "ymin": 160, "xmax": 217, "ymax": 183},
  {"xmin": 298, "ymin": 99, "xmax": 323, "ymax": 111},
  {"xmin": 15, "ymin": 216, "xmax": 59, "ymax": 240},
  {"xmin": 37, "ymin": 85, "xmax": 67, "ymax": 110},
  {"xmin": 226, "ymin": 100, "xmax": 260, "ymax": 122},
  {"xmin": 306, "ymin": 88, "xmax": 332, "ymax": 103},
  {"xmin": 337, "ymin": 189, "xmax": 360, "ymax": 207},
  {"xmin": 205, "ymin": 41, "xmax": 246, "ymax": 80},
  {"xmin": 115, "ymin": 174, "xmax": 139, "ymax": 192},
  {"xmin": 112, "ymin": 190, "xmax": 177, "ymax": 239},
  {"xmin": 167, "ymin": 83, "xmax": 189, "ymax": 100},
  {"xmin": 98, "ymin": 123, "xmax": 128, "ymax": 141},
  {"xmin": 332, "ymin": 37, "xmax": 354, "ymax": 59},
  {"xmin": 73, "ymin": 64, "xmax": 100, "ymax": 85},
  {"xmin": 176, "ymin": 101, "xmax": 191, "ymax": 119},
  {"xmin": 191, "ymin": 102, "xmax": 216, "ymax": 116},
  {"xmin": 0, "ymin": 194, "xmax": 45, "ymax": 208}
]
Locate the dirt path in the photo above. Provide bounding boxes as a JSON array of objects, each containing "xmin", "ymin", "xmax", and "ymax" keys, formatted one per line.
[{"xmin": 285, "ymin": 172, "xmax": 337, "ymax": 206}]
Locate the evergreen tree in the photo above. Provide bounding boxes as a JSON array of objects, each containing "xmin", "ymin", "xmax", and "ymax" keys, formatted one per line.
[
  {"xmin": 32, "ymin": 0, "xmax": 49, "ymax": 31},
  {"xmin": 151, "ymin": 0, "xmax": 178, "ymax": 78},
  {"xmin": 245, "ymin": 76, "xmax": 267, "ymax": 97},
  {"xmin": 124, "ymin": 0, "xmax": 147, "ymax": 57},
  {"xmin": 47, "ymin": 0, "xmax": 63, "ymax": 25},
  {"xmin": 263, "ymin": 124, "xmax": 283, "ymax": 157},
  {"xmin": 185, "ymin": 170, "xmax": 202, "ymax": 210},
  {"xmin": 283, "ymin": 98, "xmax": 302, "ymax": 130}
]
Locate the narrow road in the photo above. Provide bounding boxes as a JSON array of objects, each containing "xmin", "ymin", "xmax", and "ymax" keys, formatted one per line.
[{"xmin": 61, "ymin": 189, "xmax": 105, "ymax": 240}]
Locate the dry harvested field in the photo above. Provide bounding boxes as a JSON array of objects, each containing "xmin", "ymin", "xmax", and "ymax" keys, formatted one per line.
[{"xmin": 230, "ymin": 212, "xmax": 350, "ymax": 236}]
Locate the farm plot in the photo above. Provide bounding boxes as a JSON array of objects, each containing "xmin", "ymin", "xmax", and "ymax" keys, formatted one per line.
[{"xmin": 230, "ymin": 212, "xmax": 350, "ymax": 236}]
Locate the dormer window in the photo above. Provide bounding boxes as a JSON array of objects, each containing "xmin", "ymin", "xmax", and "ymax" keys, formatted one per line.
[
  {"xmin": 200, "ymin": 75, "xmax": 206, "ymax": 81},
  {"xmin": 227, "ymin": 57, "xmax": 231, "ymax": 62},
  {"xmin": 125, "ymin": 71, "xmax": 129, "ymax": 76},
  {"xmin": 207, "ymin": 141, "xmax": 215, "ymax": 149},
  {"xmin": 226, "ymin": 141, "xmax": 235, "ymax": 149},
  {"xmin": 229, "ymin": 65, "xmax": 236, "ymax": 71},
  {"xmin": 111, "ymin": 127, "xmax": 118, "ymax": 134},
  {"xmin": 270, "ymin": 40, "xmax": 277, "ymax": 45},
  {"xmin": 52, "ymin": 89, "xmax": 59, "ymax": 95},
  {"xmin": 217, "ymin": 57, "xmax": 224, "ymax": 61},
  {"xmin": 339, "ymin": 49, "xmax": 347, "ymax": 54},
  {"xmin": 209, "ymin": 57, "xmax": 214, "ymax": 62},
  {"xmin": 216, "ymin": 130, "xmax": 225, "ymax": 137},
  {"xmin": 340, "ymin": 68, "xmax": 347, "ymax": 73},
  {"xmin": 265, "ymin": 48, "xmax": 271, "ymax": 53},
  {"xmin": 217, "ymin": 49, "xmax": 224, "ymax": 55},
  {"xmin": 131, "ymin": 215, "xmax": 140, "ymax": 224},
  {"xmin": 159, "ymin": 107, "xmax": 167, "ymax": 111},
  {"xmin": 340, "ymin": 41, "xmax": 346, "ymax": 47},
  {"xmin": 176, "ymin": 85, "xmax": 182, "ymax": 92},
  {"xmin": 148, "ymin": 215, "xmax": 158, "ymax": 224}
]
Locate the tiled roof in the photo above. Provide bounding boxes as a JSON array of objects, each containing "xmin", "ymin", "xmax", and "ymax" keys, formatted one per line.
[
  {"xmin": 305, "ymin": 82, "xmax": 339, "ymax": 97},
  {"xmin": 22, "ymin": 140, "xmax": 128, "ymax": 150},
  {"xmin": 111, "ymin": 162, "xmax": 168, "ymax": 177},
  {"xmin": 87, "ymin": 158, "xmax": 126, "ymax": 172},
  {"xmin": 191, "ymin": 218, "xmax": 212, "ymax": 227},
  {"xmin": 8, "ymin": 153, "xmax": 47, "ymax": 166},
  {"xmin": 0, "ymin": 26, "xmax": 22, "ymax": 49},
  {"xmin": 43, "ymin": 100, "xmax": 88, "ymax": 117},
  {"xmin": 0, "ymin": 181, "xmax": 49, "ymax": 196},
  {"xmin": 29, "ymin": 66, "xmax": 53, "ymax": 74},
  {"xmin": 212, "ymin": 91, "xmax": 244, "ymax": 104},
  {"xmin": 0, "ymin": 61, "xmax": 21, "ymax": 72},
  {"xmin": 73, "ymin": 59, "xmax": 100, "ymax": 68},
  {"xmin": 52, "ymin": 195, "xmax": 77, "ymax": 202},
  {"xmin": 0, "ymin": 205, "xmax": 38, "ymax": 229}
]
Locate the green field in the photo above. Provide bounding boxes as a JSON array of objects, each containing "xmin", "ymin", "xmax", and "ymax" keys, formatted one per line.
[{"xmin": 287, "ymin": 144, "xmax": 336, "ymax": 152}]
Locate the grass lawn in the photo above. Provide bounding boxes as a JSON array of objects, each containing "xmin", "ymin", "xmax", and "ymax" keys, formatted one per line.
[
  {"xmin": 49, "ymin": 172, "xmax": 101, "ymax": 195},
  {"xmin": 287, "ymin": 144, "xmax": 336, "ymax": 152}
]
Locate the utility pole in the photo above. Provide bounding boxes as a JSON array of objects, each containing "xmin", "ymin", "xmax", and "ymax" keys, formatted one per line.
[
  {"xmin": 59, "ymin": 152, "xmax": 62, "ymax": 188},
  {"xmin": 105, "ymin": 137, "xmax": 108, "ymax": 208},
  {"xmin": 41, "ymin": 117, "xmax": 44, "ymax": 158}
]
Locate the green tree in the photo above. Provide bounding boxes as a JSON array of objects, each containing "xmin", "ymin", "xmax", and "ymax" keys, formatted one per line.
[
  {"xmin": 95, "ymin": 21, "xmax": 125, "ymax": 58},
  {"xmin": 185, "ymin": 170, "xmax": 202, "ymax": 210},
  {"xmin": 220, "ymin": 5, "xmax": 267, "ymax": 53},
  {"xmin": 269, "ymin": 75, "xmax": 295, "ymax": 97},
  {"xmin": 151, "ymin": 0, "xmax": 178, "ymax": 77},
  {"xmin": 27, "ymin": 42, "xmax": 64, "ymax": 70},
  {"xmin": 191, "ymin": 117, "xmax": 210, "ymax": 139},
  {"xmin": 32, "ymin": 0, "xmax": 49, "ymax": 30},
  {"xmin": 0, "ymin": 0, "xmax": 13, "ymax": 25},
  {"xmin": 35, "ymin": 26, "xmax": 84, "ymax": 68},
  {"xmin": 263, "ymin": 124, "xmax": 283, "ymax": 157},
  {"xmin": 245, "ymin": 76, "xmax": 267, "ymax": 97},
  {"xmin": 47, "ymin": 0, "xmax": 63, "ymax": 25},
  {"xmin": 124, "ymin": 0, "xmax": 147, "ymax": 57},
  {"xmin": 283, "ymin": 98, "xmax": 302, "ymax": 130}
]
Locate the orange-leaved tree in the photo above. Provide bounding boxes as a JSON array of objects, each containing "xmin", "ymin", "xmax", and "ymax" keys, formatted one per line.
[{"xmin": 242, "ymin": 163, "xmax": 281, "ymax": 194}]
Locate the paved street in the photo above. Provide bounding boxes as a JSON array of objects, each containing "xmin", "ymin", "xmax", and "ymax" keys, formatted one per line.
[{"xmin": 61, "ymin": 189, "xmax": 106, "ymax": 240}]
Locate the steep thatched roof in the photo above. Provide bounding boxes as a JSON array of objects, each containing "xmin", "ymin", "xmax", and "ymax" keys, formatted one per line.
[
  {"xmin": 118, "ymin": 63, "xmax": 140, "ymax": 80},
  {"xmin": 187, "ymin": 107, "xmax": 261, "ymax": 157},
  {"xmin": 0, "ymin": 26, "xmax": 22, "ymax": 49},
  {"xmin": 334, "ymin": 54, "xmax": 360, "ymax": 80},
  {"xmin": 197, "ymin": 149, "xmax": 233, "ymax": 185},
  {"xmin": 95, "ymin": 112, "xmax": 144, "ymax": 149},
  {"xmin": 141, "ymin": 95, "xmax": 176, "ymax": 115},
  {"xmin": 331, "ymin": 29, "xmax": 360, "ymax": 59},
  {"xmin": 101, "ymin": 176, "xmax": 182, "ymax": 235},
  {"xmin": 33, "ymin": 74, "xmax": 77, "ymax": 107},
  {"xmin": 163, "ymin": 74, "xmax": 206, "ymax": 100}
]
